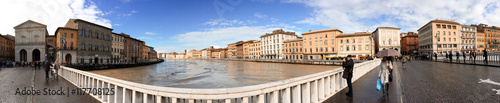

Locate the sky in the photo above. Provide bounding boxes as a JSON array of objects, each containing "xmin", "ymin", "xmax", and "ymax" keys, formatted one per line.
[{"xmin": 1, "ymin": 0, "xmax": 500, "ymax": 53}]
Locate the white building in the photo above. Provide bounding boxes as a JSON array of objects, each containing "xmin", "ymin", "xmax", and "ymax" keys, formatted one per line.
[
  {"xmin": 372, "ymin": 27, "xmax": 401, "ymax": 53},
  {"xmin": 460, "ymin": 25, "xmax": 477, "ymax": 52},
  {"xmin": 260, "ymin": 29, "xmax": 298, "ymax": 59},
  {"xmin": 14, "ymin": 20, "xmax": 48, "ymax": 62}
]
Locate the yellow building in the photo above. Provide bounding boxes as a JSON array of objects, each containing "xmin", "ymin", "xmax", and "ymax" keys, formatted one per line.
[
  {"xmin": 476, "ymin": 32, "xmax": 486, "ymax": 52},
  {"xmin": 249, "ymin": 40, "xmax": 261, "ymax": 59},
  {"xmin": 284, "ymin": 38, "xmax": 303, "ymax": 60},
  {"xmin": 417, "ymin": 19, "xmax": 461, "ymax": 55},
  {"xmin": 302, "ymin": 28, "xmax": 342, "ymax": 60},
  {"xmin": 0, "ymin": 34, "xmax": 15, "ymax": 61},
  {"xmin": 337, "ymin": 32, "xmax": 373, "ymax": 60},
  {"xmin": 243, "ymin": 40, "xmax": 258, "ymax": 59},
  {"xmin": 55, "ymin": 27, "xmax": 78, "ymax": 64},
  {"xmin": 473, "ymin": 24, "xmax": 500, "ymax": 51},
  {"xmin": 227, "ymin": 41, "xmax": 243, "ymax": 59}
]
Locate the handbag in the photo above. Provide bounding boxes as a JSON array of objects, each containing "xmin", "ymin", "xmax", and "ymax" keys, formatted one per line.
[
  {"xmin": 342, "ymin": 67, "xmax": 349, "ymax": 79},
  {"xmin": 376, "ymin": 79, "xmax": 382, "ymax": 91}
]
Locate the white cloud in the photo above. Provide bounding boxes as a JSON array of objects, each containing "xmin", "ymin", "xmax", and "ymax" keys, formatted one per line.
[
  {"xmin": 119, "ymin": 10, "xmax": 137, "ymax": 17},
  {"xmin": 0, "ymin": 0, "xmax": 112, "ymax": 35},
  {"xmin": 285, "ymin": 0, "xmax": 500, "ymax": 33},
  {"xmin": 155, "ymin": 25, "xmax": 299, "ymax": 53},
  {"xmin": 145, "ymin": 32, "xmax": 157, "ymax": 35},
  {"xmin": 202, "ymin": 18, "xmax": 256, "ymax": 26},
  {"xmin": 113, "ymin": 24, "xmax": 121, "ymax": 26},
  {"xmin": 137, "ymin": 37, "xmax": 152, "ymax": 40},
  {"xmin": 254, "ymin": 12, "xmax": 268, "ymax": 18}
]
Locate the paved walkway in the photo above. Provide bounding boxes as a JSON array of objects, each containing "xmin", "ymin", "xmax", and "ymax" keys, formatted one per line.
[
  {"xmin": 398, "ymin": 60, "xmax": 500, "ymax": 102},
  {"xmin": 0, "ymin": 67, "xmax": 98, "ymax": 103},
  {"xmin": 323, "ymin": 62, "xmax": 405, "ymax": 103}
]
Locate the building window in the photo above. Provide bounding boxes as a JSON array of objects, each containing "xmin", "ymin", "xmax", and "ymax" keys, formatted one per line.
[
  {"xmin": 353, "ymin": 45, "xmax": 356, "ymax": 51},
  {"xmin": 325, "ymin": 34, "xmax": 328, "ymax": 38},
  {"xmin": 346, "ymin": 39, "xmax": 349, "ymax": 43},
  {"xmin": 81, "ymin": 29, "xmax": 85, "ymax": 37},
  {"xmin": 340, "ymin": 40, "xmax": 343, "ymax": 44},
  {"xmin": 324, "ymin": 40, "xmax": 328, "ymax": 45},
  {"xmin": 64, "ymin": 33, "xmax": 67, "ymax": 38},
  {"xmin": 366, "ymin": 45, "xmax": 369, "ymax": 50},
  {"xmin": 89, "ymin": 30, "xmax": 92, "ymax": 38},
  {"xmin": 346, "ymin": 46, "xmax": 349, "ymax": 51},
  {"xmin": 340, "ymin": 46, "xmax": 343, "ymax": 51},
  {"xmin": 71, "ymin": 33, "xmax": 74, "ymax": 38}
]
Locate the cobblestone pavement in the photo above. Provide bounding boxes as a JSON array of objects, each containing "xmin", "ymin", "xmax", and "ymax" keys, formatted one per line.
[{"xmin": 0, "ymin": 67, "xmax": 98, "ymax": 103}]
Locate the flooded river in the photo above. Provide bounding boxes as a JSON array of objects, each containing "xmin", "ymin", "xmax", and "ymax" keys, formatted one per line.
[{"xmin": 90, "ymin": 59, "xmax": 339, "ymax": 88}]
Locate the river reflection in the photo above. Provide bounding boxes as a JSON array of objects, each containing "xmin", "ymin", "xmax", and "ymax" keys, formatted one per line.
[{"xmin": 89, "ymin": 59, "xmax": 340, "ymax": 88}]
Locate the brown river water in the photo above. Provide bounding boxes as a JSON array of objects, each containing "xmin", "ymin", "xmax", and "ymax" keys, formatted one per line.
[{"xmin": 89, "ymin": 59, "xmax": 339, "ymax": 88}]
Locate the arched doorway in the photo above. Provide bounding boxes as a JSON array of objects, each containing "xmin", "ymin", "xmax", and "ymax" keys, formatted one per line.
[
  {"xmin": 32, "ymin": 49, "xmax": 41, "ymax": 61},
  {"xmin": 94, "ymin": 57, "xmax": 99, "ymax": 64},
  {"xmin": 20, "ymin": 49, "xmax": 27, "ymax": 62},
  {"xmin": 65, "ymin": 54, "xmax": 72, "ymax": 64}
]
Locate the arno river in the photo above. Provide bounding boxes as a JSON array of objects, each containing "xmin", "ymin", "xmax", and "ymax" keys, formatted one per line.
[{"xmin": 90, "ymin": 59, "xmax": 339, "ymax": 88}]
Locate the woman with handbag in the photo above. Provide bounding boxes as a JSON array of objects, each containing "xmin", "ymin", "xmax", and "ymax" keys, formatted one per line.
[{"xmin": 378, "ymin": 57, "xmax": 391, "ymax": 99}]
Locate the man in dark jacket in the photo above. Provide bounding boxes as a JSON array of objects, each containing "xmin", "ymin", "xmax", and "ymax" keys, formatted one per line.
[
  {"xmin": 434, "ymin": 53, "xmax": 437, "ymax": 61},
  {"xmin": 449, "ymin": 51, "xmax": 453, "ymax": 62},
  {"xmin": 342, "ymin": 55, "xmax": 354, "ymax": 98},
  {"xmin": 456, "ymin": 52, "xmax": 460, "ymax": 62},
  {"xmin": 462, "ymin": 51, "xmax": 466, "ymax": 63},
  {"xmin": 43, "ymin": 61, "xmax": 51, "ymax": 80}
]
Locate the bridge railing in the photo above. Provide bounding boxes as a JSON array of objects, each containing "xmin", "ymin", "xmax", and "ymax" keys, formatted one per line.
[{"xmin": 58, "ymin": 59, "xmax": 381, "ymax": 103}]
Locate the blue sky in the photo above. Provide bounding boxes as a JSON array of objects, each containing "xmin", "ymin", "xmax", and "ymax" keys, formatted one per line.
[{"xmin": 1, "ymin": 0, "xmax": 500, "ymax": 53}]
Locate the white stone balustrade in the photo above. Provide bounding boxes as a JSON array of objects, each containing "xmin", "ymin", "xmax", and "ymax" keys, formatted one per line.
[{"xmin": 58, "ymin": 59, "xmax": 381, "ymax": 103}]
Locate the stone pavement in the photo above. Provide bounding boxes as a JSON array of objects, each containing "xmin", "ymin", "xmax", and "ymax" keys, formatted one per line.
[
  {"xmin": 0, "ymin": 66, "xmax": 98, "ymax": 103},
  {"xmin": 323, "ymin": 62, "xmax": 404, "ymax": 103},
  {"xmin": 398, "ymin": 60, "xmax": 500, "ymax": 102}
]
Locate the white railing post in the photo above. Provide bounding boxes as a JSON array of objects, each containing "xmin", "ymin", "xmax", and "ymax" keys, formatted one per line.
[
  {"xmin": 258, "ymin": 94, "xmax": 265, "ymax": 103},
  {"xmin": 302, "ymin": 82, "xmax": 310, "ymax": 103},
  {"xmin": 325, "ymin": 76, "xmax": 331, "ymax": 95},
  {"xmin": 144, "ymin": 93, "xmax": 148, "ymax": 103},
  {"xmin": 207, "ymin": 99, "xmax": 212, "ymax": 103},
  {"xmin": 132, "ymin": 90, "xmax": 136, "ymax": 103},
  {"xmin": 270, "ymin": 91, "xmax": 278, "ymax": 103},
  {"xmin": 311, "ymin": 80, "xmax": 318, "ymax": 103},
  {"xmin": 318, "ymin": 78, "xmax": 324, "ymax": 100},
  {"xmin": 225, "ymin": 99, "xmax": 231, "ymax": 103},
  {"xmin": 330, "ymin": 75, "xmax": 335, "ymax": 93},
  {"xmin": 283, "ymin": 87, "xmax": 291, "ymax": 103},
  {"xmin": 171, "ymin": 97, "xmax": 177, "ymax": 103},
  {"xmin": 107, "ymin": 83, "xmax": 110, "ymax": 103},
  {"xmin": 122, "ymin": 88, "xmax": 127, "ymax": 103},
  {"xmin": 156, "ymin": 95, "xmax": 161, "ymax": 103},
  {"xmin": 242, "ymin": 97, "xmax": 249, "ymax": 103},
  {"xmin": 292, "ymin": 85, "xmax": 301, "ymax": 103},
  {"xmin": 115, "ymin": 85, "xmax": 118, "ymax": 103},
  {"xmin": 189, "ymin": 99, "xmax": 194, "ymax": 103}
]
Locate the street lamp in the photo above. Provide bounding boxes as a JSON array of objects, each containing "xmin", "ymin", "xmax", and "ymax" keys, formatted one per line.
[
  {"xmin": 60, "ymin": 37, "xmax": 67, "ymax": 64},
  {"xmin": 434, "ymin": 35, "xmax": 440, "ymax": 55}
]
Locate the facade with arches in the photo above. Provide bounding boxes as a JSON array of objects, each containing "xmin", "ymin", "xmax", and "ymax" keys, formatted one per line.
[{"xmin": 14, "ymin": 20, "xmax": 48, "ymax": 62}]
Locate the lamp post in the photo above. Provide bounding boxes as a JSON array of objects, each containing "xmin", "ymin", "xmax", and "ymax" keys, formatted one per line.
[
  {"xmin": 434, "ymin": 35, "xmax": 440, "ymax": 55},
  {"xmin": 369, "ymin": 36, "xmax": 373, "ymax": 56},
  {"xmin": 60, "ymin": 37, "xmax": 66, "ymax": 64}
]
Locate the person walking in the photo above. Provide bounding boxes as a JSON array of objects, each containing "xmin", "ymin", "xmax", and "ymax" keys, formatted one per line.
[
  {"xmin": 473, "ymin": 51, "xmax": 477, "ymax": 64},
  {"xmin": 462, "ymin": 51, "xmax": 466, "ymax": 63},
  {"xmin": 342, "ymin": 55, "xmax": 354, "ymax": 98},
  {"xmin": 445, "ymin": 52, "xmax": 448, "ymax": 62},
  {"xmin": 434, "ymin": 53, "xmax": 438, "ymax": 61},
  {"xmin": 53, "ymin": 59, "xmax": 60, "ymax": 80},
  {"xmin": 483, "ymin": 50, "xmax": 488, "ymax": 64},
  {"xmin": 43, "ymin": 60, "xmax": 51, "ymax": 80},
  {"xmin": 449, "ymin": 51, "xmax": 453, "ymax": 63},
  {"xmin": 379, "ymin": 57, "xmax": 392, "ymax": 99},
  {"xmin": 456, "ymin": 52, "xmax": 460, "ymax": 63},
  {"xmin": 469, "ymin": 51, "xmax": 473, "ymax": 61}
]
